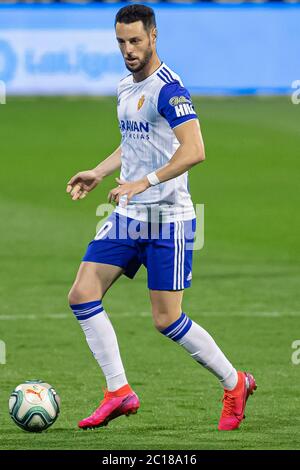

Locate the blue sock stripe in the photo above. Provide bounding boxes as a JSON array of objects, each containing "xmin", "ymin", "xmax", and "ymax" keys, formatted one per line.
[
  {"xmin": 161, "ymin": 312, "xmax": 186, "ymax": 336},
  {"xmin": 72, "ymin": 304, "xmax": 102, "ymax": 315},
  {"xmin": 171, "ymin": 318, "xmax": 192, "ymax": 341},
  {"xmin": 75, "ymin": 308, "xmax": 104, "ymax": 321},
  {"xmin": 70, "ymin": 300, "xmax": 103, "ymax": 321},
  {"xmin": 73, "ymin": 306, "xmax": 104, "ymax": 317},
  {"xmin": 161, "ymin": 313, "xmax": 192, "ymax": 342},
  {"xmin": 168, "ymin": 316, "xmax": 189, "ymax": 339},
  {"xmin": 70, "ymin": 300, "xmax": 102, "ymax": 311},
  {"xmin": 163, "ymin": 314, "xmax": 187, "ymax": 338}
]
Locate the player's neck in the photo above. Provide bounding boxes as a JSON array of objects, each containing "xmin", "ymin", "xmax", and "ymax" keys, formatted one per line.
[{"xmin": 133, "ymin": 54, "xmax": 162, "ymax": 83}]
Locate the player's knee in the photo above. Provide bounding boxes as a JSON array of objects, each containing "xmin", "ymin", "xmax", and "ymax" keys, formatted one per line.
[
  {"xmin": 68, "ymin": 275, "xmax": 104, "ymax": 306},
  {"xmin": 68, "ymin": 284, "xmax": 89, "ymax": 306},
  {"xmin": 68, "ymin": 285, "xmax": 79, "ymax": 306},
  {"xmin": 152, "ymin": 312, "xmax": 174, "ymax": 332}
]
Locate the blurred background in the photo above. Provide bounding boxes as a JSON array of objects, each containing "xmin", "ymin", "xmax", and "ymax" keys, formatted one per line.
[
  {"xmin": 0, "ymin": 0, "xmax": 299, "ymax": 95},
  {"xmin": 1, "ymin": 0, "xmax": 300, "ymax": 451}
]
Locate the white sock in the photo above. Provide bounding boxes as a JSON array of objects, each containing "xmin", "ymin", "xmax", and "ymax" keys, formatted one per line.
[
  {"xmin": 161, "ymin": 312, "xmax": 238, "ymax": 390},
  {"xmin": 70, "ymin": 300, "xmax": 128, "ymax": 391}
]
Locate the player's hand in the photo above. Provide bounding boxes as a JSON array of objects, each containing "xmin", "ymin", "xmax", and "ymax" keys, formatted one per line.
[
  {"xmin": 108, "ymin": 177, "xmax": 150, "ymax": 206},
  {"xmin": 66, "ymin": 170, "xmax": 102, "ymax": 201}
]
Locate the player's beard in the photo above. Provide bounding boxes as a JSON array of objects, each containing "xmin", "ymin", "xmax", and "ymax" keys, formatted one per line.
[{"xmin": 124, "ymin": 45, "xmax": 153, "ymax": 74}]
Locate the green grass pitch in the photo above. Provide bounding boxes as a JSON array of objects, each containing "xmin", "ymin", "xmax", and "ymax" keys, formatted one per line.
[{"xmin": 0, "ymin": 96, "xmax": 299, "ymax": 450}]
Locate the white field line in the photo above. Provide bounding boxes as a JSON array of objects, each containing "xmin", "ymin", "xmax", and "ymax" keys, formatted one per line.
[{"xmin": 0, "ymin": 311, "xmax": 299, "ymax": 320}]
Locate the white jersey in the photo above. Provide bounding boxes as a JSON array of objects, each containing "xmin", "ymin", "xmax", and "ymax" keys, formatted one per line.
[{"xmin": 116, "ymin": 62, "xmax": 198, "ymax": 223}]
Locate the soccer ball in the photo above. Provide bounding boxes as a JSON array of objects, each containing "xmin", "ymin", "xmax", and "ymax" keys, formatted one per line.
[{"xmin": 9, "ymin": 380, "xmax": 61, "ymax": 432}]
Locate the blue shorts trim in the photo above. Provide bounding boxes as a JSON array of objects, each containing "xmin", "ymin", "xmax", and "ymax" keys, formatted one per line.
[{"xmin": 83, "ymin": 212, "xmax": 196, "ymax": 291}]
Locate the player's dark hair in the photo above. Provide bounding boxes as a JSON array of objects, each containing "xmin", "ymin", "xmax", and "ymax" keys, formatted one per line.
[{"xmin": 115, "ymin": 4, "xmax": 156, "ymax": 32}]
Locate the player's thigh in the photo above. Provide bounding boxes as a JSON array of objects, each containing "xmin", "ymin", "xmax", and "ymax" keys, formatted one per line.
[
  {"xmin": 149, "ymin": 289, "xmax": 184, "ymax": 330},
  {"xmin": 68, "ymin": 262, "xmax": 124, "ymax": 304}
]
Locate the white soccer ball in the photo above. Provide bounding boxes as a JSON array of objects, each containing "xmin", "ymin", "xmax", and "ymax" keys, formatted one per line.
[{"xmin": 9, "ymin": 380, "xmax": 61, "ymax": 432}]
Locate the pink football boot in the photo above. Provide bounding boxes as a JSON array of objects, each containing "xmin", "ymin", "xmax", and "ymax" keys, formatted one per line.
[
  {"xmin": 78, "ymin": 385, "xmax": 140, "ymax": 430},
  {"xmin": 218, "ymin": 371, "xmax": 257, "ymax": 431}
]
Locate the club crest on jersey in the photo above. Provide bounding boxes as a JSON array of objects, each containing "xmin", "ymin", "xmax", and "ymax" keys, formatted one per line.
[{"xmin": 137, "ymin": 95, "xmax": 145, "ymax": 111}]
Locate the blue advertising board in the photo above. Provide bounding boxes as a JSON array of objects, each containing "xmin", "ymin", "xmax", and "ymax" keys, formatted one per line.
[{"xmin": 0, "ymin": 4, "xmax": 298, "ymax": 95}]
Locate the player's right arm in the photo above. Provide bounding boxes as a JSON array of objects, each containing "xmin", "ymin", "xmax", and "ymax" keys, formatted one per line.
[{"xmin": 66, "ymin": 145, "xmax": 122, "ymax": 201}]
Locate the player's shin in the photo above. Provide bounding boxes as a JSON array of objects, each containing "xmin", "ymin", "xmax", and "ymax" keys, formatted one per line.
[
  {"xmin": 160, "ymin": 312, "xmax": 238, "ymax": 390},
  {"xmin": 70, "ymin": 300, "xmax": 128, "ymax": 391}
]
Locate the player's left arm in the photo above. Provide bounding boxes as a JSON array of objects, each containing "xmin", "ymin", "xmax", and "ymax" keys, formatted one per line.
[{"xmin": 154, "ymin": 118, "xmax": 205, "ymax": 182}]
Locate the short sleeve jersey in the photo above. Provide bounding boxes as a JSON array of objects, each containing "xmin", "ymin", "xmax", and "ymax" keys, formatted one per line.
[{"xmin": 116, "ymin": 62, "xmax": 198, "ymax": 222}]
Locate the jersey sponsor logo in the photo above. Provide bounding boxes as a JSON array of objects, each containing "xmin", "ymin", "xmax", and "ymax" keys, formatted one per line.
[
  {"xmin": 137, "ymin": 94, "xmax": 145, "ymax": 111},
  {"xmin": 119, "ymin": 119, "xmax": 149, "ymax": 133},
  {"xmin": 175, "ymin": 103, "xmax": 195, "ymax": 118},
  {"xmin": 169, "ymin": 95, "xmax": 191, "ymax": 107}
]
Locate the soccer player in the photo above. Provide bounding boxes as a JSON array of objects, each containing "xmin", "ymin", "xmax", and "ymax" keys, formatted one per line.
[{"xmin": 66, "ymin": 4, "xmax": 256, "ymax": 431}]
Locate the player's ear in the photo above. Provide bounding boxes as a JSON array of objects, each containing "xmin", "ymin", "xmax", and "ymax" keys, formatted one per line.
[{"xmin": 151, "ymin": 27, "xmax": 157, "ymax": 43}]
